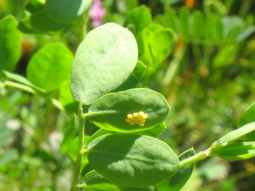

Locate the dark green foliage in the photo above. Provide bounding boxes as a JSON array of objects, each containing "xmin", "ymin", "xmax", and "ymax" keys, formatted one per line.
[{"xmin": 88, "ymin": 134, "xmax": 179, "ymax": 187}]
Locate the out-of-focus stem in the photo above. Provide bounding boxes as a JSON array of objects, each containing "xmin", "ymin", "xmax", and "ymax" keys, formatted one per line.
[
  {"xmin": 162, "ymin": 38, "xmax": 186, "ymax": 88},
  {"xmin": 71, "ymin": 104, "xmax": 86, "ymax": 191}
]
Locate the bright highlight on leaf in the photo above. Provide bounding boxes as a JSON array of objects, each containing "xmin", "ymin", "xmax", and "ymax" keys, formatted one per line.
[{"xmin": 71, "ymin": 23, "xmax": 138, "ymax": 105}]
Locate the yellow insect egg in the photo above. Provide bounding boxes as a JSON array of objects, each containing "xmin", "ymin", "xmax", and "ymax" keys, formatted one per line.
[{"xmin": 125, "ymin": 111, "xmax": 148, "ymax": 126}]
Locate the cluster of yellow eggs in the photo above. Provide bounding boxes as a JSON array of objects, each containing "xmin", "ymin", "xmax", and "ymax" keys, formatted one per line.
[{"xmin": 125, "ymin": 111, "xmax": 148, "ymax": 126}]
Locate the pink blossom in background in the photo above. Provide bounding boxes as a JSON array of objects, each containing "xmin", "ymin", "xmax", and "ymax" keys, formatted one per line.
[{"xmin": 89, "ymin": 0, "xmax": 106, "ymax": 27}]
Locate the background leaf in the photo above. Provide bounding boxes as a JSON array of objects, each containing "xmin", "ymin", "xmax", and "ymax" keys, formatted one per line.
[
  {"xmin": 139, "ymin": 24, "xmax": 175, "ymax": 76},
  {"xmin": 126, "ymin": 5, "xmax": 152, "ymax": 34},
  {"xmin": 27, "ymin": 42, "xmax": 73, "ymax": 91},
  {"xmin": 0, "ymin": 16, "xmax": 21, "ymax": 71}
]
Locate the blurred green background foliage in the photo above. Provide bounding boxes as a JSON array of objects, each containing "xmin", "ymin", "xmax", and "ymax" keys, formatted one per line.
[{"xmin": 0, "ymin": 0, "xmax": 255, "ymax": 190}]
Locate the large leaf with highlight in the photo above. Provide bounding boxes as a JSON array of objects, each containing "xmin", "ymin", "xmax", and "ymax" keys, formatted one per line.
[
  {"xmin": 27, "ymin": 42, "xmax": 73, "ymax": 91},
  {"xmin": 71, "ymin": 23, "xmax": 138, "ymax": 105},
  {"xmin": 87, "ymin": 88, "xmax": 169, "ymax": 132},
  {"xmin": 88, "ymin": 134, "xmax": 179, "ymax": 187}
]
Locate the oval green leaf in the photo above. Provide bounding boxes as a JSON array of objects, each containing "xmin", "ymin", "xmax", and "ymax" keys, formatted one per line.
[
  {"xmin": 88, "ymin": 134, "xmax": 179, "ymax": 187},
  {"xmin": 87, "ymin": 88, "xmax": 170, "ymax": 132},
  {"xmin": 27, "ymin": 42, "xmax": 73, "ymax": 91},
  {"xmin": 71, "ymin": 23, "xmax": 138, "ymax": 105}
]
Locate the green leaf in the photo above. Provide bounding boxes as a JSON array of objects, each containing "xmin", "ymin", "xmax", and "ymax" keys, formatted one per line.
[
  {"xmin": 158, "ymin": 148, "xmax": 195, "ymax": 191},
  {"xmin": 84, "ymin": 170, "xmax": 156, "ymax": 191},
  {"xmin": 85, "ymin": 170, "xmax": 109, "ymax": 185},
  {"xmin": 160, "ymin": 0, "xmax": 180, "ymax": 5},
  {"xmin": 213, "ymin": 45, "xmax": 238, "ymax": 68},
  {"xmin": 237, "ymin": 26, "xmax": 255, "ymax": 42},
  {"xmin": 87, "ymin": 88, "xmax": 170, "ymax": 133},
  {"xmin": 59, "ymin": 81, "xmax": 78, "ymax": 113},
  {"xmin": 239, "ymin": 103, "xmax": 255, "ymax": 141},
  {"xmin": 88, "ymin": 134, "xmax": 179, "ymax": 187},
  {"xmin": 212, "ymin": 141, "xmax": 255, "ymax": 161},
  {"xmin": 0, "ymin": 16, "xmax": 21, "ymax": 71},
  {"xmin": 240, "ymin": 103, "xmax": 255, "ymax": 126},
  {"xmin": 122, "ymin": 187, "xmax": 155, "ymax": 191},
  {"xmin": 27, "ymin": 42, "xmax": 73, "ymax": 91},
  {"xmin": 85, "ymin": 183, "xmax": 121, "ymax": 191},
  {"xmin": 71, "ymin": 23, "xmax": 138, "ymax": 105},
  {"xmin": 190, "ymin": 11, "xmax": 205, "ymax": 43},
  {"xmin": 126, "ymin": 5, "xmax": 152, "ymax": 34},
  {"xmin": 205, "ymin": 13, "xmax": 223, "ymax": 44},
  {"xmin": 155, "ymin": 9, "xmax": 178, "ymax": 33},
  {"xmin": 214, "ymin": 122, "xmax": 255, "ymax": 145},
  {"xmin": 60, "ymin": 116, "xmax": 79, "ymax": 161},
  {"xmin": 139, "ymin": 24, "xmax": 175, "ymax": 76},
  {"xmin": 42, "ymin": 0, "xmax": 91, "ymax": 24},
  {"xmin": 222, "ymin": 16, "xmax": 243, "ymax": 43},
  {"xmin": 179, "ymin": 8, "xmax": 189, "ymax": 42}
]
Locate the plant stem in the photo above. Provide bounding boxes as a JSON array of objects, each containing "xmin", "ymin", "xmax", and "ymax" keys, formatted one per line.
[
  {"xmin": 3, "ymin": 80, "xmax": 37, "ymax": 94},
  {"xmin": 2, "ymin": 80, "xmax": 64, "ymax": 111},
  {"xmin": 71, "ymin": 105, "xmax": 86, "ymax": 191},
  {"xmin": 178, "ymin": 148, "xmax": 212, "ymax": 169},
  {"xmin": 82, "ymin": 110, "xmax": 118, "ymax": 119}
]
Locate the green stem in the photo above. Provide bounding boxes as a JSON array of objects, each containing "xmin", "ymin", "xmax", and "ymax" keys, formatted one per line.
[
  {"xmin": 82, "ymin": 110, "xmax": 118, "ymax": 119},
  {"xmin": 178, "ymin": 148, "xmax": 212, "ymax": 169},
  {"xmin": 2, "ymin": 80, "xmax": 64, "ymax": 111},
  {"xmin": 71, "ymin": 105, "xmax": 86, "ymax": 191},
  {"xmin": 3, "ymin": 80, "xmax": 37, "ymax": 94}
]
